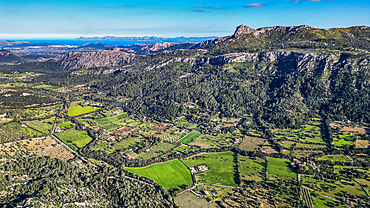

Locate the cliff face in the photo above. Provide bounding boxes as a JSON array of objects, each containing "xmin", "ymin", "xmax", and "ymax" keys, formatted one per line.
[{"xmin": 53, "ymin": 50, "xmax": 136, "ymax": 70}]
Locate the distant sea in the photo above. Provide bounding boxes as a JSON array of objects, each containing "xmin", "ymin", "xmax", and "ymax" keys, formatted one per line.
[{"xmin": 6, "ymin": 39, "xmax": 159, "ymax": 46}]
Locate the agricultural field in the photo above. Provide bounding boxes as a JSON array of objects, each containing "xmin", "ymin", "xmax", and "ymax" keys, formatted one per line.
[
  {"xmin": 33, "ymin": 84, "xmax": 61, "ymax": 90},
  {"xmin": 279, "ymin": 141, "xmax": 326, "ymax": 149},
  {"xmin": 21, "ymin": 104, "xmax": 61, "ymax": 119},
  {"xmin": 58, "ymin": 121, "xmax": 74, "ymax": 128},
  {"xmin": 302, "ymin": 176, "xmax": 367, "ymax": 200},
  {"xmin": 267, "ymin": 157, "xmax": 296, "ymax": 180},
  {"xmin": 239, "ymin": 136, "xmax": 265, "ymax": 151},
  {"xmin": 68, "ymin": 105, "xmax": 99, "ymax": 116},
  {"xmin": 172, "ymin": 145, "xmax": 188, "ymax": 153},
  {"xmin": 94, "ymin": 137, "xmax": 144, "ymax": 154},
  {"xmin": 333, "ymin": 133, "xmax": 354, "ymax": 148},
  {"xmin": 0, "ymin": 122, "xmax": 43, "ymax": 143},
  {"xmin": 178, "ymin": 132, "xmax": 201, "ymax": 144},
  {"xmin": 55, "ymin": 128, "xmax": 92, "ymax": 148},
  {"xmin": 0, "ymin": 137, "xmax": 57, "ymax": 158},
  {"xmin": 273, "ymin": 118, "xmax": 325, "ymax": 144},
  {"xmin": 24, "ymin": 117, "xmax": 55, "ymax": 134},
  {"xmin": 239, "ymin": 156, "xmax": 265, "ymax": 183},
  {"xmin": 312, "ymin": 193, "xmax": 346, "ymax": 208},
  {"xmin": 181, "ymin": 151, "xmax": 237, "ymax": 186},
  {"xmin": 188, "ymin": 134, "xmax": 223, "ymax": 148},
  {"xmin": 95, "ymin": 114, "xmax": 127, "ymax": 126},
  {"xmin": 330, "ymin": 122, "xmax": 370, "ymax": 135},
  {"xmin": 125, "ymin": 159, "xmax": 193, "ymax": 189},
  {"xmin": 318, "ymin": 155, "xmax": 350, "ymax": 162},
  {"xmin": 159, "ymin": 131, "xmax": 187, "ymax": 143},
  {"xmin": 175, "ymin": 191, "xmax": 216, "ymax": 208},
  {"xmin": 137, "ymin": 142, "xmax": 177, "ymax": 159},
  {"xmin": 355, "ymin": 140, "xmax": 370, "ymax": 148},
  {"xmin": 37, "ymin": 145, "xmax": 75, "ymax": 161}
]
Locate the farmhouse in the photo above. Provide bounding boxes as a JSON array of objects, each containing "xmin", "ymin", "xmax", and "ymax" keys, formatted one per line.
[{"xmin": 190, "ymin": 165, "xmax": 210, "ymax": 174}]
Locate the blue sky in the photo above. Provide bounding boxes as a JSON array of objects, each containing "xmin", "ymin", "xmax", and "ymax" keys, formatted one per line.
[{"xmin": 0, "ymin": 0, "xmax": 369, "ymax": 39}]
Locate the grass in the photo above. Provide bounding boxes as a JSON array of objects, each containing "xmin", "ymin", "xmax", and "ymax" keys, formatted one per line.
[
  {"xmin": 95, "ymin": 115, "xmax": 123, "ymax": 126},
  {"xmin": 318, "ymin": 155, "xmax": 350, "ymax": 162},
  {"xmin": 172, "ymin": 145, "xmax": 188, "ymax": 153},
  {"xmin": 138, "ymin": 142, "xmax": 177, "ymax": 159},
  {"xmin": 334, "ymin": 139, "xmax": 353, "ymax": 147},
  {"xmin": 273, "ymin": 119, "xmax": 325, "ymax": 144},
  {"xmin": 189, "ymin": 134, "xmax": 222, "ymax": 148},
  {"xmin": 34, "ymin": 84, "xmax": 59, "ymax": 89},
  {"xmin": 303, "ymin": 176, "xmax": 367, "ymax": 199},
  {"xmin": 94, "ymin": 137, "xmax": 144, "ymax": 154},
  {"xmin": 24, "ymin": 119, "xmax": 54, "ymax": 134},
  {"xmin": 58, "ymin": 121, "xmax": 73, "ymax": 128},
  {"xmin": 178, "ymin": 132, "xmax": 201, "ymax": 144},
  {"xmin": 334, "ymin": 166, "xmax": 363, "ymax": 174},
  {"xmin": 181, "ymin": 151, "xmax": 237, "ymax": 186},
  {"xmin": 312, "ymin": 193, "xmax": 346, "ymax": 208},
  {"xmin": 68, "ymin": 105, "xmax": 98, "ymax": 117},
  {"xmin": 125, "ymin": 159, "xmax": 193, "ymax": 189},
  {"xmin": 239, "ymin": 156, "xmax": 265, "ymax": 183},
  {"xmin": 56, "ymin": 128, "xmax": 92, "ymax": 148},
  {"xmin": 267, "ymin": 157, "xmax": 296, "ymax": 179}
]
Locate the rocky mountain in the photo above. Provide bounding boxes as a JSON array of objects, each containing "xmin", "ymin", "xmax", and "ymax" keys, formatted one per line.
[
  {"xmin": 193, "ymin": 24, "xmax": 370, "ymax": 51},
  {"xmin": 52, "ymin": 49, "xmax": 136, "ymax": 70}
]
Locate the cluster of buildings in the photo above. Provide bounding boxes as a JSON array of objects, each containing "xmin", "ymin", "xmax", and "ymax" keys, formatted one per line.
[{"xmin": 190, "ymin": 165, "xmax": 210, "ymax": 174}]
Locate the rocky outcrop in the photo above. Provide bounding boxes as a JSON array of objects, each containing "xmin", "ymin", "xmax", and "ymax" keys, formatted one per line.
[
  {"xmin": 53, "ymin": 50, "xmax": 136, "ymax": 70},
  {"xmin": 193, "ymin": 24, "xmax": 313, "ymax": 48}
]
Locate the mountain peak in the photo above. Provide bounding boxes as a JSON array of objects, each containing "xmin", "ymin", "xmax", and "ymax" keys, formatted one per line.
[
  {"xmin": 232, "ymin": 25, "xmax": 256, "ymax": 38},
  {"xmin": 232, "ymin": 24, "xmax": 313, "ymax": 38}
]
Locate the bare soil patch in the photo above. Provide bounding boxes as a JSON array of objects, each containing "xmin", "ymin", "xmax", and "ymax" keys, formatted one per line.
[{"xmin": 37, "ymin": 145, "xmax": 75, "ymax": 161}]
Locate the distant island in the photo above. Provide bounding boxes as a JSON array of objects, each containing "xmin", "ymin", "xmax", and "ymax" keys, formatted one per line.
[{"xmin": 75, "ymin": 35, "xmax": 218, "ymax": 43}]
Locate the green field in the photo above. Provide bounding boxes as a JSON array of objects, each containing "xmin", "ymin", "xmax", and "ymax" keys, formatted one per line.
[
  {"xmin": 68, "ymin": 105, "xmax": 99, "ymax": 117},
  {"xmin": 239, "ymin": 156, "xmax": 265, "ymax": 183},
  {"xmin": 178, "ymin": 132, "xmax": 201, "ymax": 144},
  {"xmin": 138, "ymin": 142, "xmax": 177, "ymax": 159},
  {"xmin": 56, "ymin": 128, "xmax": 92, "ymax": 148},
  {"xmin": 95, "ymin": 114, "xmax": 126, "ymax": 126},
  {"xmin": 95, "ymin": 137, "xmax": 144, "ymax": 154},
  {"xmin": 125, "ymin": 159, "xmax": 193, "ymax": 189},
  {"xmin": 24, "ymin": 119, "xmax": 54, "ymax": 134},
  {"xmin": 58, "ymin": 121, "xmax": 73, "ymax": 128},
  {"xmin": 34, "ymin": 84, "xmax": 59, "ymax": 89},
  {"xmin": 318, "ymin": 155, "xmax": 350, "ymax": 162},
  {"xmin": 172, "ymin": 145, "xmax": 188, "ymax": 153},
  {"xmin": 267, "ymin": 157, "xmax": 296, "ymax": 179},
  {"xmin": 312, "ymin": 193, "xmax": 346, "ymax": 208},
  {"xmin": 181, "ymin": 151, "xmax": 237, "ymax": 186},
  {"xmin": 273, "ymin": 119, "xmax": 325, "ymax": 144},
  {"xmin": 303, "ymin": 176, "xmax": 366, "ymax": 199}
]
